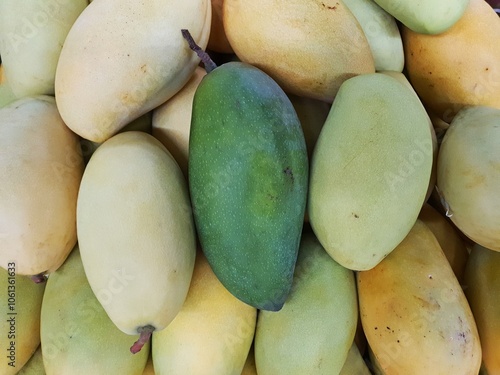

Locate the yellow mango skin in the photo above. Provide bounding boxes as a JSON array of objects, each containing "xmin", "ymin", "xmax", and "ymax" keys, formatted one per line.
[
  {"xmin": 0, "ymin": 96, "xmax": 84, "ymax": 275},
  {"xmin": 0, "ymin": 0, "xmax": 88, "ymax": 97},
  {"xmin": 339, "ymin": 343, "xmax": 371, "ymax": 375},
  {"xmin": 77, "ymin": 131, "xmax": 196, "ymax": 336},
  {"xmin": 437, "ymin": 106, "xmax": 500, "ymax": 251},
  {"xmin": 223, "ymin": 0, "xmax": 375, "ymax": 102},
  {"xmin": 41, "ymin": 247, "xmax": 148, "ymax": 375},
  {"xmin": 358, "ymin": 220, "xmax": 482, "ymax": 375},
  {"xmin": 418, "ymin": 203, "xmax": 468, "ymax": 283},
  {"xmin": 55, "ymin": 0, "xmax": 211, "ymax": 143},
  {"xmin": 308, "ymin": 73, "xmax": 433, "ymax": 271},
  {"xmin": 152, "ymin": 251, "xmax": 256, "ymax": 375},
  {"xmin": 464, "ymin": 244, "xmax": 500, "ymax": 374},
  {"xmin": 17, "ymin": 345, "xmax": 45, "ymax": 375},
  {"xmin": 402, "ymin": 0, "xmax": 500, "ymax": 122},
  {"xmin": 152, "ymin": 67, "xmax": 206, "ymax": 179},
  {"xmin": 254, "ymin": 231, "xmax": 358, "ymax": 375},
  {"xmin": 0, "ymin": 267, "xmax": 45, "ymax": 375},
  {"xmin": 374, "ymin": 0, "xmax": 468, "ymax": 35}
]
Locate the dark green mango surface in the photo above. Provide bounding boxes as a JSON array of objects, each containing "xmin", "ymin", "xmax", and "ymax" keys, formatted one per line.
[{"xmin": 189, "ymin": 62, "xmax": 308, "ymax": 311}]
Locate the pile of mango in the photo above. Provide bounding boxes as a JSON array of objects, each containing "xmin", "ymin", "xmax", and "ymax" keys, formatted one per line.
[{"xmin": 1, "ymin": 0, "xmax": 499, "ymax": 374}]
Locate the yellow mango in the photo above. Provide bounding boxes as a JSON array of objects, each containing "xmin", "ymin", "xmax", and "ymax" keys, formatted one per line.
[
  {"xmin": 464, "ymin": 244, "xmax": 500, "ymax": 374},
  {"xmin": 402, "ymin": 0, "xmax": 500, "ymax": 122},
  {"xmin": 223, "ymin": 0, "xmax": 375, "ymax": 101},
  {"xmin": 358, "ymin": 220, "xmax": 481, "ymax": 374}
]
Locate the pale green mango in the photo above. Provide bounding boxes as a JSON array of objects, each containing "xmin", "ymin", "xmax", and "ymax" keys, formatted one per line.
[
  {"xmin": 18, "ymin": 346, "xmax": 45, "ymax": 375},
  {"xmin": 308, "ymin": 73, "xmax": 433, "ymax": 271},
  {"xmin": 373, "ymin": 0, "xmax": 469, "ymax": 34},
  {"xmin": 342, "ymin": 0, "xmax": 404, "ymax": 72},
  {"xmin": 339, "ymin": 343, "xmax": 372, "ymax": 375},
  {"xmin": 254, "ymin": 231, "xmax": 358, "ymax": 375},
  {"xmin": 0, "ymin": 0, "xmax": 88, "ymax": 97},
  {"xmin": 40, "ymin": 246, "xmax": 149, "ymax": 375},
  {"xmin": 0, "ymin": 267, "xmax": 45, "ymax": 375}
]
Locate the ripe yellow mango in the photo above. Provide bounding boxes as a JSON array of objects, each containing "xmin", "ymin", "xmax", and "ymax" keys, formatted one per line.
[
  {"xmin": 402, "ymin": 0, "xmax": 500, "ymax": 122},
  {"xmin": 55, "ymin": 0, "xmax": 211, "ymax": 143},
  {"xmin": 152, "ymin": 251, "xmax": 256, "ymax": 374},
  {"xmin": 358, "ymin": 220, "xmax": 481, "ymax": 374},
  {"xmin": 152, "ymin": 66, "xmax": 206, "ymax": 179},
  {"xmin": 223, "ymin": 0, "xmax": 375, "ymax": 101},
  {"xmin": 309, "ymin": 73, "xmax": 433, "ymax": 271},
  {"xmin": 0, "ymin": 96, "xmax": 84, "ymax": 276},
  {"xmin": 464, "ymin": 244, "xmax": 500, "ymax": 374}
]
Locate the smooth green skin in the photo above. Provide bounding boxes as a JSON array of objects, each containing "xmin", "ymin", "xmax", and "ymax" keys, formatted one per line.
[
  {"xmin": 464, "ymin": 244, "xmax": 500, "ymax": 374},
  {"xmin": 254, "ymin": 231, "xmax": 358, "ymax": 375},
  {"xmin": 339, "ymin": 343, "xmax": 371, "ymax": 375},
  {"xmin": 18, "ymin": 346, "xmax": 45, "ymax": 375},
  {"xmin": 0, "ymin": 267, "xmax": 45, "ymax": 375},
  {"xmin": 373, "ymin": 0, "xmax": 469, "ymax": 34},
  {"xmin": 189, "ymin": 61, "xmax": 308, "ymax": 311},
  {"xmin": 342, "ymin": 0, "xmax": 404, "ymax": 72},
  {"xmin": 308, "ymin": 73, "xmax": 432, "ymax": 271},
  {"xmin": 40, "ymin": 247, "xmax": 148, "ymax": 375}
]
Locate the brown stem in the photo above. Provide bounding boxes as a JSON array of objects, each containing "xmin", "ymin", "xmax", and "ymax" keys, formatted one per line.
[
  {"xmin": 30, "ymin": 273, "xmax": 46, "ymax": 284},
  {"xmin": 130, "ymin": 325, "xmax": 155, "ymax": 354},
  {"xmin": 181, "ymin": 29, "xmax": 217, "ymax": 73}
]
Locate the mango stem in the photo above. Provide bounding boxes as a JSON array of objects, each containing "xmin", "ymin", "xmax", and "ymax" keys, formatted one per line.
[
  {"xmin": 130, "ymin": 325, "xmax": 155, "ymax": 354},
  {"xmin": 181, "ymin": 29, "xmax": 217, "ymax": 73}
]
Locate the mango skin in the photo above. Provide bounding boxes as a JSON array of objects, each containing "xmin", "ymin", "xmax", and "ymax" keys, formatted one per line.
[
  {"xmin": 254, "ymin": 231, "xmax": 358, "ymax": 375},
  {"xmin": 437, "ymin": 106, "xmax": 500, "ymax": 251},
  {"xmin": 0, "ymin": 267, "xmax": 46, "ymax": 375},
  {"xmin": 189, "ymin": 62, "xmax": 308, "ymax": 311},
  {"xmin": 464, "ymin": 244, "xmax": 500, "ymax": 374},
  {"xmin": 40, "ymin": 246, "xmax": 148, "ymax": 375},
  {"xmin": 308, "ymin": 73, "xmax": 433, "ymax": 271},
  {"xmin": 374, "ymin": 0, "xmax": 469, "ymax": 34},
  {"xmin": 358, "ymin": 220, "xmax": 482, "ymax": 375}
]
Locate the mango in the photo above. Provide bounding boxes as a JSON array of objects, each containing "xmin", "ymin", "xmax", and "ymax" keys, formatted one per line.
[
  {"xmin": 358, "ymin": 220, "xmax": 481, "ymax": 374},
  {"xmin": 0, "ymin": 0, "xmax": 88, "ymax": 97},
  {"xmin": 402, "ymin": 0, "xmax": 500, "ymax": 122},
  {"xmin": 254, "ymin": 231, "xmax": 357, "ymax": 374},
  {"xmin": 308, "ymin": 73, "xmax": 433, "ymax": 271},
  {"xmin": 189, "ymin": 61, "xmax": 308, "ymax": 311},
  {"xmin": 0, "ymin": 96, "xmax": 84, "ymax": 276},
  {"xmin": 0, "ymin": 267, "xmax": 45, "ymax": 375},
  {"xmin": 41, "ymin": 246, "xmax": 149, "ymax": 374},
  {"xmin": 55, "ymin": 0, "xmax": 211, "ymax": 143},
  {"xmin": 374, "ymin": 0, "xmax": 469, "ymax": 34},
  {"xmin": 223, "ymin": 0, "xmax": 374, "ymax": 101},
  {"xmin": 436, "ymin": 105, "xmax": 500, "ymax": 251},
  {"xmin": 342, "ymin": 0, "xmax": 404, "ymax": 72},
  {"xmin": 418, "ymin": 203, "xmax": 468, "ymax": 282},
  {"xmin": 152, "ymin": 66, "xmax": 207, "ymax": 179},
  {"xmin": 464, "ymin": 244, "xmax": 500, "ymax": 374},
  {"xmin": 339, "ymin": 343, "xmax": 371, "ymax": 375},
  {"xmin": 152, "ymin": 250, "xmax": 256, "ymax": 374},
  {"xmin": 77, "ymin": 131, "xmax": 196, "ymax": 350}
]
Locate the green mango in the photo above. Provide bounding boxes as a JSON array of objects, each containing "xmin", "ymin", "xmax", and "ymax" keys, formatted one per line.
[
  {"xmin": 308, "ymin": 73, "xmax": 433, "ymax": 271},
  {"xmin": 189, "ymin": 61, "xmax": 308, "ymax": 311},
  {"xmin": 254, "ymin": 231, "xmax": 358, "ymax": 374},
  {"xmin": 373, "ymin": 0, "xmax": 469, "ymax": 34},
  {"xmin": 40, "ymin": 246, "xmax": 149, "ymax": 375}
]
